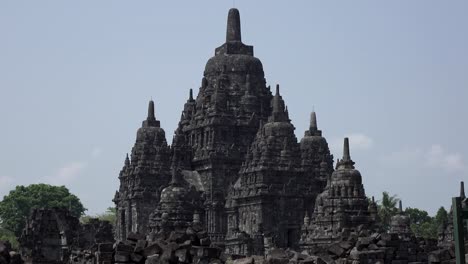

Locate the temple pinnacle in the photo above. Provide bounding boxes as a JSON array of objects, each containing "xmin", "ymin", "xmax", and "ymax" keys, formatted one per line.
[
  {"xmin": 460, "ymin": 181, "xmax": 465, "ymax": 199},
  {"xmin": 276, "ymin": 84, "xmax": 280, "ymax": 96},
  {"xmin": 226, "ymin": 8, "xmax": 242, "ymax": 42},
  {"xmin": 343, "ymin": 137, "xmax": 351, "ymax": 161},
  {"xmin": 310, "ymin": 112, "xmax": 317, "ymax": 131},
  {"xmin": 125, "ymin": 153, "xmax": 130, "ymax": 166},
  {"xmin": 189, "ymin": 89, "xmax": 194, "ymax": 101},
  {"xmin": 399, "ymin": 200, "xmax": 403, "ymax": 213},
  {"xmin": 170, "ymin": 151, "xmax": 181, "ymax": 185},
  {"xmin": 147, "ymin": 100, "xmax": 156, "ymax": 121}
]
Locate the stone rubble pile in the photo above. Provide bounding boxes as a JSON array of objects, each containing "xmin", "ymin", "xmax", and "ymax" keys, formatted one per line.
[
  {"xmin": 230, "ymin": 233, "xmax": 468, "ymax": 264},
  {"xmin": 70, "ymin": 227, "xmax": 225, "ymax": 264}
]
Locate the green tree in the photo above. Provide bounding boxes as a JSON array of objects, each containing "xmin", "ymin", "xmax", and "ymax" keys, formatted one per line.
[
  {"xmin": 377, "ymin": 191, "xmax": 400, "ymax": 230},
  {"xmin": 0, "ymin": 227, "xmax": 18, "ymax": 249},
  {"xmin": 405, "ymin": 207, "xmax": 431, "ymax": 225},
  {"xmin": 434, "ymin": 206, "xmax": 448, "ymax": 228},
  {"xmin": 0, "ymin": 184, "xmax": 86, "ymax": 236},
  {"xmin": 81, "ymin": 207, "xmax": 116, "ymax": 226},
  {"xmin": 411, "ymin": 221, "xmax": 437, "ymax": 239},
  {"xmin": 405, "ymin": 207, "xmax": 436, "ymax": 238}
]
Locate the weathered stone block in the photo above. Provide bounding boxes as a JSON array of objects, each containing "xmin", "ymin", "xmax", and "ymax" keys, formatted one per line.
[
  {"xmin": 134, "ymin": 239, "xmax": 148, "ymax": 253},
  {"xmin": 114, "ymin": 241, "xmax": 134, "ymax": 252},
  {"xmin": 98, "ymin": 243, "xmax": 114, "ymax": 252},
  {"xmin": 265, "ymin": 257, "xmax": 289, "ymax": 264},
  {"xmin": 197, "ymin": 231, "xmax": 208, "ymax": 239},
  {"xmin": 131, "ymin": 253, "xmax": 144, "ymax": 263},
  {"xmin": 175, "ymin": 248, "xmax": 190, "ymax": 263},
  {"xmin": 143, "ymin": 242, "xmax": 163, "ymax": 257},
  {"xmin": 339, "ymin": 241, "xmax": 353, "ymax": 251},
  {"xmin": 194, "ymin": 246, "xmax": 220, "ymax": 258},
  {"xmin": 391, "ymin": 260, "xmax": 408, "ymax": 264},
  {"xmin": 200, "ymin": 237, "xmax": 211, "ymax": 246},
  {"xmin": 368, "ymin": 244, "xmax": 379, "ymax": 250},
  {"xmin": 232, "ymin": 257, "xmax": 255, "ymax": 264},
  {"xmin": 328, "ymin": 243, "xmax": 345, "ymax": 257},
  {"xmin": 127, "ymin": 232, "xmax": 146, "ymax": 242},
  {"xmin": 268, "ymin": 248, "xmax": 289, "ymax": 259},
  {"xmin": 96, "ymin": 252, "xmax": 113, "ymax": 261},
  {"xmin": 145, "ymin": 254, "xmax": 160, "ymax": 264},
  {"xmin": 168, "ymin": 231, "xmax": 189, "ymax": 243},
  {"xmin": 114, "ymin": 251, "xmax": 131, "ymax": 262}
]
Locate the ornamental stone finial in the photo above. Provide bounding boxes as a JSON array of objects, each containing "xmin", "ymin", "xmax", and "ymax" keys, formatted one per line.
[
  {"xmin": 460, "ymin": 181, "xmax": 465, "ymax": 199},
  {"xmin": 343, "ymin": 137, "xmax": 351, "ymax": 161},
  {"xmin": 148, "ymin": 100, "xmax": 156, "ymax": 121},
  {"xmin": 226, "ymin": 8, "xmax": 242, "ymax": 42},
  {"xmin": 170, "ymin": 151, "xmax": 182, "ymax": 185},
  {"xmin": 142, "ymin": 99, "xmax": 160, "ymax": 127},
  {"xmin": 310, "ymin": 112, "xmax": 317, "ymax": 131},
  {"xmin": 125, "ymin": 153, "xmax": 130, "ymax": 166}
]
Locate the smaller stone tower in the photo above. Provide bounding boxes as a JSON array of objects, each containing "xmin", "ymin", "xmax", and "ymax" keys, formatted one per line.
[
  {"xmin": 225, "ymin": 85, "xmax": 305, "ymax": 254},
  {"xmin": 300, "ymin": 111, "xmax": 334, "ymax": 215},
  {"xmin": 113, "ymin": 100, "xmax": 171, "ymax": 240},
  {"xmin": 300, "ymin": 138, "xmax": 375, "ymax": 248},
  {"xmin": 148, "ymin": 153, "xmax": 202, "ymax": 240},
  {"xmin": 389, "ymin": 200, "xmax": 412, "ymax": 236}
]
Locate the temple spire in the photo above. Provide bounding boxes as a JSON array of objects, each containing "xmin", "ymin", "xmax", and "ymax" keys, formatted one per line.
[
  {"xmin": 170, "ymin": 151, "xmax": 182, "ymax": 185},
  {"xmin": 399, "ymin": 200, "xmax": 403, "ymax": 213},
  {"xmin": 142, "ymin": 99, "xmax": 160, "ymax": 127},
  {"xmin": 124, "ymin": 153, "xmax": 130, "ymax": 167},
  {"xmin": 310, "ymin": 112, "xmax": 317, "ymax": 131},
  {"xmin": 276, "ymin": 84, "xmax": 280, "ymax": 96},
  {"xmin": 226, "ymin": 8, "xmax": 242, "ymax": 42},
  {"xmin": 148, "ymin": 100, "xmax": 156, "ymax": 121},
  {"xmin": 189, "ymin": 89, "xmax": 194, "ymax": 101},
  {"xmin": 460, "ymin": 181, "xmax": 466, "ymax": 199},
  {"xmin": 343, "ymin": 137, "xmax": 351, "ymax": 161}
]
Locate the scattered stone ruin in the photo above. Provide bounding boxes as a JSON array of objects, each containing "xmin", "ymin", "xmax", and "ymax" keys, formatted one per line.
[
  {"xmin": 18, "ymin": 208, "xmax": 113, "ymax": 264},
  {"xmin": 11, "ymin": 7, "xmax": 468, "ymax": 264},
  {"xmin": 19, "ymin": 208, "xmax": 80, "ymax": 263}
]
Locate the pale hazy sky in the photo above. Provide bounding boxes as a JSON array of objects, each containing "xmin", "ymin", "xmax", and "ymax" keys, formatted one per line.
[{"xmin": 1, "ymin": 1, "xmax": 467, "ymax": 215}]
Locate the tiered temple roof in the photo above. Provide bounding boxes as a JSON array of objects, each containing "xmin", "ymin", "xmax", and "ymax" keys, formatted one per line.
[
  {"xmin": 114, "ymin": 100, "xmax": 171, "ymax": 240},
  {"xmin": 300, "ymin": 138, "xmax": 376, "ymax": 246}
]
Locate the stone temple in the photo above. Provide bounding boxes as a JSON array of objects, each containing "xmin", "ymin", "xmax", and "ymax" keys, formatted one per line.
[
  {"xmin": 9, "ymin": 7, "xmax": 467, "ymax": 264},
  {"xmin": 104, "ymin": 8, "xmax": 467, "ymax": 263},
  {"xmin": 114, "ymin": 8, "xmax": 335, "ymax": 254}
]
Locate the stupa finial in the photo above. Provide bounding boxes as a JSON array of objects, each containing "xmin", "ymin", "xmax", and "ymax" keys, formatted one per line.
[
  {"xmin": 310, "ymin": 112, "xmax": 317, "ymax": 131},
  {"xmin": 148, "ymin": 99, "xmax": 156, "ymax": 120},
  {"xmin": 343, "ymin": 137, "xmax": 351, "ymax": 161},
  {"xmin": 226, "ymin": 8, "xmax": 242, "ymax": 42},
  {"xmin": 460, "ymin": 181, "xmax": 466, "ymax": 199}
]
